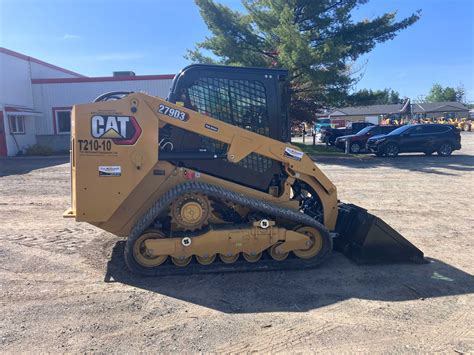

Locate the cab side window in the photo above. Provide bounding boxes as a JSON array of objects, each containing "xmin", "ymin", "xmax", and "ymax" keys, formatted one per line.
[
  {"xmin": 187, "ymin": 77, "xmax": 270, "ymax": 136},
  {"xmin": 186, "ymin": 77, "xmax": 273, "ymax": 174}
]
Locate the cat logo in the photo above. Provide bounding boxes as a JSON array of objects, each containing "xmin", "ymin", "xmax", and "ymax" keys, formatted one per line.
[{"xmin": 91, "ymin": 115, "xmax": 141, "ymax": 145}]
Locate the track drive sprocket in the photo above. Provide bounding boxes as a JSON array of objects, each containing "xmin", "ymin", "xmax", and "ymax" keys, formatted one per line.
[{"xmin": 169, "ymin": 193, "xmax": 211, "ymax": 231}]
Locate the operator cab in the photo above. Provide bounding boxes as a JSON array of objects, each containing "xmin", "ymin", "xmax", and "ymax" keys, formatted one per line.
[{"xmin": 163, "ymin": 64, "xmax": 291, "ymax": 192}]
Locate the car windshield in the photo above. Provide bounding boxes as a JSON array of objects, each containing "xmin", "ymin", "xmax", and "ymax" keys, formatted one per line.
[
  {"xmin": 387, "ymin": 125, "xmax": 412, "ymax": 136},
  {"xmin": 355, "ymin": 126, "xmax": 373, "ymax": 135},
  {"xmin": 319, "ymin": 119, "xmax": 330, "ymax": 124}
]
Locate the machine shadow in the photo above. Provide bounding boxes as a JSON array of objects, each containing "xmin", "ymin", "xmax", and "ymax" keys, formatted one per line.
[
  {"xmin": 0, "ymin": 156, "xmax": 69, "ymax": 177},
  {"xmin": 314, "ymin": 153, "xmax": 474, "ymax": 176},
  {"xmin": 105, "ymin": 241, "xmax": 474, "ymax": 314}
]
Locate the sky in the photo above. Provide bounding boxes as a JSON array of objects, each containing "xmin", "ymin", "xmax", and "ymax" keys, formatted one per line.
[{"xmin": 1, "ymin": 0, "xmax": 473, "ymax": 102}]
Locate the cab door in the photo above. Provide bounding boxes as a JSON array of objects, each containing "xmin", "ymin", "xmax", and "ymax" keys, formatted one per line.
[{"xmin": 163, "ymin": 65, "xmax": 287, "ymax": 192}]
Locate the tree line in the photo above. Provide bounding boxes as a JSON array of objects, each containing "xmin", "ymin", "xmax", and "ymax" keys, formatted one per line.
[{"xmin": 348, "ymin": 84, "xmax": 467, "ymax": 107}]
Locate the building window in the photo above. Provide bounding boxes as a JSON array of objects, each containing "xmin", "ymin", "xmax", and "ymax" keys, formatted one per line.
[
  {"xmin": 54, "ymin": 109, "xmax": 72, "ymax": 134},
  {"xmin": 9, "ymin": 115, "xmax": 25, "ymax": 134}
]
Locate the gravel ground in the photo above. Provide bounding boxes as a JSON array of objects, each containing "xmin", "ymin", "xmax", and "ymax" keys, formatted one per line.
[{"xmin": 1, "ymin": 133, "xmax": 473, "ymax": 353}]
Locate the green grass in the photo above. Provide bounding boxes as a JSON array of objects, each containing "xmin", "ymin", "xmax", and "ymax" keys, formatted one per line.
[{"xmin": 293, "ymin": 142, "xmax": 351, "ymax": 156}]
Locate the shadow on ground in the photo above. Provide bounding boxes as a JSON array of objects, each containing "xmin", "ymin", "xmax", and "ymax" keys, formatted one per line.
[
  {"xmin": 0, "ymin": 156, "xmax": 69, "ymax": 177},
  {"xmin": 104, "ymin": 241, "xmax": 474, "ymax": 314},
  {"xmin": 313, "ymin": 153, "xmax": 474, "ymax": 176}
]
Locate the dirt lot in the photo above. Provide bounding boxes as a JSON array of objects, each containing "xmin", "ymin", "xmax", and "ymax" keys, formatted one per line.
[{"xmin": 1, "ymin": 133, "xmax": 473, "ymax": 353}]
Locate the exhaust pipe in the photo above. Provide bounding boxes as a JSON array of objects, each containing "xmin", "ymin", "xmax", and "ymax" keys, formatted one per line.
[{"xmin": 334, "ymin": 203, "xmax": 426, "ymax": 264}]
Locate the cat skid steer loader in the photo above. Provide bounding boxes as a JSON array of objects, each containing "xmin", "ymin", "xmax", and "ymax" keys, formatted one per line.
[{"xmin": 64, "ymin": 64, "xmax": 425, "ymax": 275}]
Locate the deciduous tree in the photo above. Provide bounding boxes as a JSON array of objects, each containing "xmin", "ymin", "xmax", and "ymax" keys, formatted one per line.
[{"xmin": 425, "ymin": 83, "xmax": 465, "ymax": 103}]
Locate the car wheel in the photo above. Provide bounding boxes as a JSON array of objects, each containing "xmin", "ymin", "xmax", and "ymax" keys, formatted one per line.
[
  {"xmin": 437, "ymin": 143, "xmax": 453, "ymax": 156},
  {"xmin": 384, "ymin": 143, "xmax": 399, "ymax": 157},
  {"xmin": 349, "ymin": 142, "xmax": 361, "ymax": 154}
]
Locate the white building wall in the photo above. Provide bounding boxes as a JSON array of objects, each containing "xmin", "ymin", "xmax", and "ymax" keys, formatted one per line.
[
  {"xmin": 0, "ymin": 52, "xmax": 34, "ymax": 107},
  {"xmin": 0, "ymin": 47, "xmax": 173, "ymax": 155},
  {"xmin": 0, "ymin": 49, "xmax": 83, "ymax": 156},
  {"xmin": 0, "ymin": 52, "xmax": 36, "ymax": 155},
  {"xmin": 32, "ymin": 79, "xmax": 173, "ymax": 135},
  {"xmin": 30, "ymin": 61, "xmax": 81, "ymax": 79}
]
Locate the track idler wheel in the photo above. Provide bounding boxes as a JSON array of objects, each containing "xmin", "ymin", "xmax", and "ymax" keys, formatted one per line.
[
  {"xmin": 132, "ymin": 230, "xmax": 168, "ymax": 267},
  {"xmin": 293, "ymin": 226, "xmax": 324, "ymax": 259}
]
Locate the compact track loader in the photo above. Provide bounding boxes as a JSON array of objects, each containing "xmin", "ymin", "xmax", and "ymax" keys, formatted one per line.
[{"xmin": 64, "ymin": 64, "xmax": 425, "ymax": 275}]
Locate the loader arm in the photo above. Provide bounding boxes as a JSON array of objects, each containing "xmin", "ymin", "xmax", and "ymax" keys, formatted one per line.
[
  {"xmin": 146, "ymin": 94, "xmax": 339, "ymax": 219},
  {"xmin": 145, "ymin": 94, "xmax": 336, "ymax": 195}
]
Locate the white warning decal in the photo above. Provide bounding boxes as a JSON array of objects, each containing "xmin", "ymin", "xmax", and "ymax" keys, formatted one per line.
[
  {"xmin": 99, "ymin": 166, "xmax": 122, "ymax": 177},
  {"xmin": 284, "ymin": 147, "xmax": 304, "ymax": 161}
]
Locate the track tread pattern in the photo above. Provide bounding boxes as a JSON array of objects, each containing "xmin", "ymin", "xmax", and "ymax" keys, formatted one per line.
[{"xmin": 124, "ymin": 181, "xmax": 332, "ymax": 276}]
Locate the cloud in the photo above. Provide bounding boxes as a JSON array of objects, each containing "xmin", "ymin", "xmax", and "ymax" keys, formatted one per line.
[
  {"xmin": 63, "ymin": 34, "xmax": 81, "ymax": 40},
  {"xmin": 95, "ymin": 52, "xmax": 145, "ymax": 61}
]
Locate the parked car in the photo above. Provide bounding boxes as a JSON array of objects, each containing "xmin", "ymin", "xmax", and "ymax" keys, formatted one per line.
[
  {"xmin": 320, "ymin": 121, "xmax": 374, "ymax": 145},
  {"xmin": 366, "ymin": 124, "xmax": 461, "ymax": 157},
  {"xmin": 335, "ymin": 125, "xmax": 398, "ymax": 153}
]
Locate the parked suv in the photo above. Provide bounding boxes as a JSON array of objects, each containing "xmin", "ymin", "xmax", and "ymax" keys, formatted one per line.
[
  {"xmin": 335, "ymin": 125, "xmax": 397, "ymax": 153},
  {"xmin": 366, "ymin": 124, "xmax": 461, "ymax": 157}
]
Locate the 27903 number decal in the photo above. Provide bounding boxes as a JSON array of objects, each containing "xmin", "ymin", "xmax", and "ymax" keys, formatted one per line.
[{"xmin": 158, "ymin": 104, "xmax": 188, "ymax": 122}]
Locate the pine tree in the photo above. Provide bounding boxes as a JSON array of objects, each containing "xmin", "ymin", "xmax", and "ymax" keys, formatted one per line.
[{"xmin": 187, "ymin": 0, "xmax": 420, "ymax": 120}]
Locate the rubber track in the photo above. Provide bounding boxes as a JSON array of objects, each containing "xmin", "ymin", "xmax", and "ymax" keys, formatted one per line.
[{"xmin": 124, "ymin": 181, "xmax": 333, "ymax": 276}]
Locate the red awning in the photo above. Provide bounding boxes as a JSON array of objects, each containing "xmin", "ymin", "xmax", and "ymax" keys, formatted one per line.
[{"xmin": 4, "ymin": 105, "xmax": 42, "ymax": 116}]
